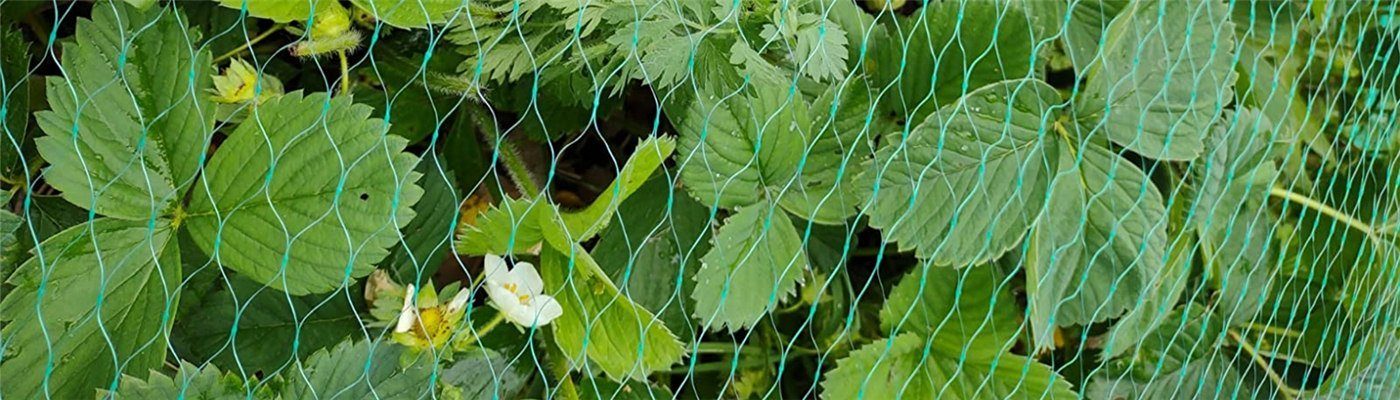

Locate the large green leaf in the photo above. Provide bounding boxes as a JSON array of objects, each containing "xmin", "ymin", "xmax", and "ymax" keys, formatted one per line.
[
  {"xmin": 0, "ymin": 218, "xmax": 180, "ymax": 399},
  {"xmin": 820, "ymin": 333, "xmax": 1076, "ymax": 399},
  {"xmin": 0, "ymin": 192, "xmax": 18, "ymax": 271},
  {"xmin": 218, "ymin": 0, "xmax": 326, "ymax": 22},
  {"xmin": 455, "ymin": 196, "xmax": 547, "ymax": 256},
  {"xmin": 879, "ymin": 263, "xmax": 1020, "ymax": 359},
  {"xmin": 385, "ymin": 158, "xmax": 460, "ymax": 283},
  {"xmin": 1099, "ymin": 221, "xmax": 1195, "ymax": 360},
  {"xmin": 592, "ymin": 177, "xmax": 712, "ymax": 340},
  {"xmin": 865, "ymin": 79, "xmax": 1060, "ymax": 266},
  {"xmin": 1105, "ymin": 303, "xmax": 1226, "ymax": 379},
  {"xmin": 350, "ymin": 0, "xmax": 464, "ymax": 28},
  {"xmin": 171, "ymin": 276, "xmax": 359, "ymax": 375},
  {"xmin": 1026, "ymin": 143, "xmax": 1168, "ymax": 349},
  {"xmin": 1059, "ymin": 0, "xmax": 1130, "ymax": 73},
  {"xmin": 759, "ymin": 10, "xmax": 850, "ymax": 83},
  {"xmin": 778, "ymin": 76, "xmax": 879, "ymax": 224},
  {"xmin": 1076, "ymin": 0, "xmax": 1236, "ymax": 161},
  {"xmin": 185, "ymin": 92, "xmax": 423, "ymax": 295},
  {"xmin": 34, "ymin": 2, "xmax": 214, "ymax": 220},
  {"xmin": 284, "ymin": 340, "xmax": 436, "ymax": 399},
  {"xmin": 1192, "ymin": 109, "xmax": 1283, "ymax": 324},
  {"xmin": 691, "ymin": 199, "xmax": 808, "ymax": 331},
  {"xmin": 110, "ymin": 362, "xmax": 260, "ymax": 399},
  {"xmin": 1086, "ymin": 356, "xmax": 1248, "ymax": 400},
  {"xmin": 540, "ymin": 244, "xmax": 687, "ymax": 381},
  {"xmin": 1310, "ymin": 330, "xmax": 1400, "ymax": 398},
  {"xmin": 440, "ymin": 348, "xmax": 532, "ymax": 399},
  {"xmin": 864, "ymin": 0, "xmax": 1036, "ymax": 124},
  {"xmin": 674, "ymin": 73, "xmax": 810, "ymax": 208},
  {"xmin": 1, "ymin": 23, "xmax": 31, "ymax": 179}
]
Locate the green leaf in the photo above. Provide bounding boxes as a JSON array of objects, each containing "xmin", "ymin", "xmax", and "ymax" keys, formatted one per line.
[
  {"xmin": 540, "ymin": 244, "xmax": 687, "ymax": 381},
  {"xmin": 352, "ymin": 80, "xmax": 445, "ymax": 145},
  {"xmin": 865, "ymin": 79, "xmax": 1060, "ymax": 266},
  {"xmin": 284, "ymin": 340, "xmax": 436, "ymax": 399},
  {"xmin": 592, "ymin": 177, "xmax": 712, "ymax": 340},
  {"xmin": 385, "ymin": 158, "xmax": 460, "ymax": 283},
  {"xmin": 1060, "ymin": 0, "xmax": 1130, "ymax": 73},
  {"xmin": 440, "ymin": 348, "xmax": 531, "ymax": 399},
  {"xmin": 0, "ymin": 218, "xmax": 180, "ymax": 399},
  {"xmin": 111, "ymin": 362, "xmax": 258, "ymax": 399},
  {"xmin": 674, "ymin": 74, "xmax": 810, "ymax": 208},
  {"xmin": 1087, "ymin": 356, "xmax": 1247, "ymax": 400},
  {"xmin": 1026, "ymin": 143, "xmax": 1168, "ymax": 349},
  {"xmin": 34, "ymin": 2, "xmax": 215, "ymax": 220},
  {"xmin": 1310, "ymin": 330, "xmax": 1400, "ymax": 398},
  {"xmin": 556, "ymin": 136, "xmax": 676, "ymax": 242},
  {"xmin": 864, "ymin": 0, "xmax": 1036, "ymax": 123},
  {"xmin": 820, "ymin": 333, "xmax": 1077, "ymax": 399},
  {"xmin": 691, "ymin": 199, "xmax": 808, "ymax": 331},
  {"xmin": 171, "ymin": 276, "xmax": 359, "ymax": 375},
  {"xmin": 0, "ymin": 193, "xmax": 19, "ymax": 270},
  {"xmin": 455, "ymin": 196, "xmax": 547, "ymax": 256},
  {"xmin": 1107, "ymin": 303, "xmax": 1226, "ymax": 379},
  {"xmin": 218, "ymin": 0, "xmax": 326, "ymax": 22},
  {"xmin": 1076, "ymin": 0, "xmax": 1236, "ymax": 161},
  {"xmin": 778, "ymin": 76, "xmax": 879, "ymax": 224},
  {"xmin": 184, "ymin": 92, "xmax": 423, "ymax": 295},
  {"xmin": 878, "ymin": 263, "xmax": 1019, "ymax": 359},
  {"xmin": 1192, "ymin": 109, "xmax": 1282, "ymax": 324},
  {"xmin": 122, "ymin": 0, "xmax": 158, "ymax": 9},
  {"xmin": 350, "ymin": 0, "xmax": 463, "ymax": 28},
  {"xmin": 759, "ymin": 11, "xmax": 850, "ymax": 82},
  {"xmin": 577, "ymin": 375, "xmax": 675, "ymax": 400},
  {"xmin": 1099, "ymin": 221, "xmax": 1195, "ymax": 360},
  {"xmin": 1, "ymin": 23, "xmax": 32, "ymax": 179}
]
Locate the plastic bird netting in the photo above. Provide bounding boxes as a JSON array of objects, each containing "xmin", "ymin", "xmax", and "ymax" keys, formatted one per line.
[{"xmin": 0, "ymin": 0, "xmax": 1398, "ymax": 398}]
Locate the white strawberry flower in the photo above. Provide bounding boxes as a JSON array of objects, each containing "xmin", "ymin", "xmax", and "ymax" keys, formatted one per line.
[{"xmin": 482, "ymin": 254, "xmax": 563, "ymax": 327}]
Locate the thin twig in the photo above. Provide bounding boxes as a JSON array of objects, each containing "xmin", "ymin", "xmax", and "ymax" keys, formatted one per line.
[
  {"xmin": 213, "ymin": 23, "xmax": 286, "ymax": 63},
  {"xmin": 1229, "ymin": 329, "xmax": 1300, "ymax": 399},
  {"xmin": 1269, "ymin": 186, "xmax": 1384, "ymax": 244}
]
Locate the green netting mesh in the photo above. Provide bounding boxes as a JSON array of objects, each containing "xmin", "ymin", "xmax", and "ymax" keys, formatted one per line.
[{"xmin": 0, "ymin": 0, "xmax": 1397, "ymax": 398}]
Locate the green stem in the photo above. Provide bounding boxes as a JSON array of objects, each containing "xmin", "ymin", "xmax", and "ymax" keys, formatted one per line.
[
  {"xmin": 466, "ymin": 107, "xmax": 540, "ymax": 198},
  {"xmin": 456, "ymin": 311, "xmax": 507, "ymax": 349},
  {"xmin": 1269, "ymin": 186, "xmax": 1382, "ymax": 243},
  {"xmin": 497, "ymin": 138, "xmax": 540, "ymax": 198},
  {"xmin": 1241, "ymin": 322, "xmax": 1304, "ymax": 339},
  {"xmin": 1229, "ymin": 330, "xmax": 1300, "ymax": 399},
  {"xmin": 214, "ymin": 23, "xmax": 285, "ymax": 63},
  {"xmin": 337, "ymin": 50, "xmax": 351, "ymax": 94}
]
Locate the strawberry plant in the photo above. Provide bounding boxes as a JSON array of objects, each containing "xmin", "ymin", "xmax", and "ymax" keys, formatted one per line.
[{"xmin": 0, "ymin": 0, "xmax": 1396, "ymax": 398}]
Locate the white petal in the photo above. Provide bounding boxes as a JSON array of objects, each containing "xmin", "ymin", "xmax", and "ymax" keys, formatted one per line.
[
  {"xmin": 504, "ymin": 261, "xmax": 546, "ymax": 296},
  {"xmin": 446, "ymin": 289, "xmax": 472, "ymax": 313},
  {"xmin": 504, "ymin": 307, "xmax": 536, "ymax": 328},
  {"xmin": 500, "ymin": 299, "xmax": 541, "ymax": 328},
  {"xmin": 531, "ymin": 295, "xmax": 564, "ymax": 326},
  {"xmin": 395, "ymin": 285, "xmax": 417, "ymax": 333},
  {"xmin": 482, "ymin": 254, "xmax": 509, "ymax": 285},
  {"xmin": 486, "ymin": 285, "xmax": 525, "ymax": 314}
]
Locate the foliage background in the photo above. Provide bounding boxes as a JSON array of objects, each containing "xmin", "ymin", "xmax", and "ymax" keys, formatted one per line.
[{"xmin": 0, "ymin": 0, "xmax": 1398, "ymax": 398}]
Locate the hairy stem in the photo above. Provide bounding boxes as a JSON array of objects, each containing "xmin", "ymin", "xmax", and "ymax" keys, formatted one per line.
[
  {"xmin": 337, "ymin": 50, "xmax": 351, "ymax": 94},
  {"xmin": 466, "ymin": 106, "xmax": 540, "ymax": 198}
]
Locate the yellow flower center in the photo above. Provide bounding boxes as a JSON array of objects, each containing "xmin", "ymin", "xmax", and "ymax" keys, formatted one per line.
[
  {"xmin": 412, "ymin": 307, "xmax": 447, "ymax": 341},
  {"xmin": 502, "ymin": 282, "xmax": 532, "ymax": 305}
]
